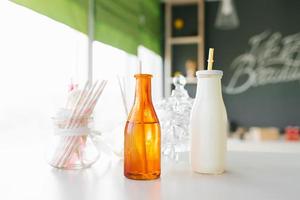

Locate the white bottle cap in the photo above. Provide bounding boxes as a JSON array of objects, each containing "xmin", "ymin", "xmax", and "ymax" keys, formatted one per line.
[{"xmin": 196, "ymin": 70, "xmax": 223, "ymax": 78}]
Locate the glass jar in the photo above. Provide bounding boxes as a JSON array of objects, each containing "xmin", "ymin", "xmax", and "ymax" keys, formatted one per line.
[
  {"xmin": 156, "ymin": 75, "xmax": 194, "ymax": 161},
  {"xmin": 46, "ymin": 116, "xmax": 100, "ymax": 170}
]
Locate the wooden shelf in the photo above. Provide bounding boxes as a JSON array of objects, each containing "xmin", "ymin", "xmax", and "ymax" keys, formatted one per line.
[
  {"xmin": 164, "ymin": 0, "xmax": 205, "ymax": 97},
  {"xmin": 168, "ymin": 36, "xmax": 202, "ymax": 45}
]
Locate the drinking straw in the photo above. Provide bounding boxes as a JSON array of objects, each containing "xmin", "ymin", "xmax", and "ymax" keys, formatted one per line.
[
  {"xmin": 63, "ymin": 81, "xmax": 107, "ymax": 167},
  {"xmin": 140, "ymin": 84, "xmax": 148, "ymax": 174},
  {"xmin": 50, "ymin": 81, "xmax": 90, "ymax": 166},
  {"xmin": 66, "ymin": 80, "xmax": 99, "ymax": 129},
  {"xmin": 207, "ymin": 48, "xmax": 214, "ymax": 70},
  {"xmin": 53, "ymin": 81, "xmax": 106, "ymax": 168},
  {"xmin": 54, "ymin": 82, "xmax": 92, "ymax": 167},
  {"xmin": 59, "ymin": 81, "xmax": 102, "ymax": 165},
  {"xmin": 65, "ymin": 81, "xmax": 90, "ymax": 129},
  {"xmin": 89, "ymin": 81, "xmax": 107, "ymax": 112},
  {"xmin": 117, "ymin": 76, "xmax": 129, "ymax": 116},
  {"xmin": 80, "ymin": 81, "xmax": 107, "ymax": 118},
  {"xmin": 137, "ymin": 61, "xmax": 148, "ymax": 173},
  {"xmin": 57, "ymin": 81, "xmax": 107, "ymax": 167},
  {"xmin": 138, "ymin": 60, "xmax": 142, "ymax": 74}
]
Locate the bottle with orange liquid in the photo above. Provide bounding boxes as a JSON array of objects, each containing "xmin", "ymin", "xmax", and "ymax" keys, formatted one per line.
[{"xmin": 124, "ymin": 74, "xmax": 161, "ymax": 180}]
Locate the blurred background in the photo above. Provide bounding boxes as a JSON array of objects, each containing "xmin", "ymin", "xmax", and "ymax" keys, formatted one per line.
[{"xmin": 0, "ymin": 0, "xmax": 299, "ymax": 153}]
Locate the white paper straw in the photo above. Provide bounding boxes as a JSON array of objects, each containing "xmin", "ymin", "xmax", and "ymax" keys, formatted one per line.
[
  {"xmin": 56, "ymin": 80, "xmax": 107, "ymax": 168},
  {"xmin": 117, "ymin": 76, "xmax": 129, "ymax": 116},
  {"xmin": 51, "ymin": 81, "xmax": 90, "ymax": 166}
]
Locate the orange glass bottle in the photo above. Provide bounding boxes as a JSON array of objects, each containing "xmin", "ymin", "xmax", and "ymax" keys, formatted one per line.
[{"xmin": 124, "ymin": 74, "xmax": 161, "ymax": 180}]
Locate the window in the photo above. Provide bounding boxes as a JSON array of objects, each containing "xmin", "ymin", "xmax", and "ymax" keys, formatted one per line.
[{"xmin": 0, "ymin": 1, "xmax": 163, "ymax": 133}]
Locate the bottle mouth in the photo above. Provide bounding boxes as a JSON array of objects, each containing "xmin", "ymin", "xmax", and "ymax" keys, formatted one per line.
[
  {"xmin": 134, "ymin": 74, "xmax": 153, "ymax": 78},
  {"xmin": 196, "ymin": 70, "xmax": 223, "ymax": 78}
]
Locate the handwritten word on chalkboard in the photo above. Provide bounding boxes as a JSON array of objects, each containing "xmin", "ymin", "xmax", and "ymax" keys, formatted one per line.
[{"xmin": 224, "ymin": 31, "xmax": 300, "ymax": 95}]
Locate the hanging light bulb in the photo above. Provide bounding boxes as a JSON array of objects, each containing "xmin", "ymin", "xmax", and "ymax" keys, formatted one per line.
[{"xmin": 215, "ymin": 0, "xmax": 239, "ymax": 30}]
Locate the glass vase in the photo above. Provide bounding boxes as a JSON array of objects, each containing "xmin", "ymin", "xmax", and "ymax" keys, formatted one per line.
[{"xmin": 124, "ymin": 74, "xmax": 161, "ymax": 180}]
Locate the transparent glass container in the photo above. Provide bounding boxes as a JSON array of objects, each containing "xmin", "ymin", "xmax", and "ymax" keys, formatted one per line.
[
  {"xmin": 47, "ymin": 117, "xmax": 100, "ymax": 170},
  {"xmin": 124, "ymin": 74, "xmax": 161, "ymax": 180},
  {"xmin": 156, "ymin": 75, "xmax": 194, "ymax": 161}
]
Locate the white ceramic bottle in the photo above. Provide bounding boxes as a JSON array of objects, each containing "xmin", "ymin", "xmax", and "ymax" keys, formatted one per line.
[{"xmin": 189, "ymin": 70, "xmax": 228, "ymax": 174}]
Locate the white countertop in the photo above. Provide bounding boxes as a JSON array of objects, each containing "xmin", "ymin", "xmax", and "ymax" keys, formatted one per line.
[
  {"xmin": 1, "ymin": 130, "xmax": 300, "ymax": 200},
  {"xmin": 228, "ymin": 138, "xmax": 300, "ymax": 153}
]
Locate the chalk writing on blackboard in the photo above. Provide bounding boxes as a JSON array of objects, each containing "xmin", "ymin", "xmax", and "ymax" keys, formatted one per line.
[{"xmin": 224, "ymin": 31, "xmax": 300, "ymax": 95}]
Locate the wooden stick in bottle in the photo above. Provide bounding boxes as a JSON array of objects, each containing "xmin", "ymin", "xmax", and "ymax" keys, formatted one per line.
[{"xmin": 207, "ymin": 48, "xmax": 214, "ymax": 70}]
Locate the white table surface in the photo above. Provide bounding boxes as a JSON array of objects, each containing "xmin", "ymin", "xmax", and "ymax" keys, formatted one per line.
[
  {"xmin": 228, "ymin": 139, "xmax": 300, "ymax": 153},
  {"xmin": 1, "ymin": 130, "xmax": 300, "ymax": 200}
]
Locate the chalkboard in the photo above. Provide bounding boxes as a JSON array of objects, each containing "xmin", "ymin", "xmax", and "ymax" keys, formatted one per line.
[{"xmin": 205, "ymin": 0, "xmax": 300, "ymax": 129}]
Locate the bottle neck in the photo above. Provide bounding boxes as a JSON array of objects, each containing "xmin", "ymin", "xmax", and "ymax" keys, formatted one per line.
[
  {"xmin": 133, "ymin": 75, "xmax": 153, "ymax": 106},
  {"xmin": 128, "ymin": 74, "xmax": 158, "ymax": 123},
  {"xmin": 196, "ymin": 77, "xmax": 223, "ymax": 100}
]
